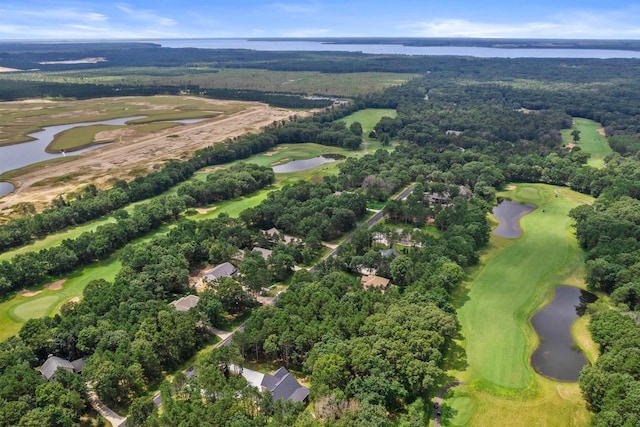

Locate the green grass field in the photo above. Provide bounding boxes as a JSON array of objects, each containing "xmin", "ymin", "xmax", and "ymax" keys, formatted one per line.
[
  {"xmin": 446, "ymin": 183, "xmax": 594, "ymax": 426},
  {"xmin": 562, "ymin": 118, "xmax": 612, "ymax": 169}
]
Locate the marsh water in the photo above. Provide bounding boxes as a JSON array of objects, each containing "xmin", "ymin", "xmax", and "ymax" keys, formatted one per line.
[
  {"xmin": 530, "ymin": 286, "xmax": 598, "ymax": 381},
  {"xmin": 0, "ymin": 116, "xmax": 207, "ymax": 198},
  {"xmin": 272, "ymin": 156, "xmax": 335, "ymax": 173},
  {"xmin": 492, "ymin": 200, "xmax": 536, "ymax": 238}
]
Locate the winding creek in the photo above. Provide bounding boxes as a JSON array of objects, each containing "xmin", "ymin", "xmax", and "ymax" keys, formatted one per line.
[
  {"xmin": 0, "ymin": 116, "xmax": 207, "ymax": 198},
  {"xmin": 530, "ymin": 286, "xmax": 597, "ymax": 381}
]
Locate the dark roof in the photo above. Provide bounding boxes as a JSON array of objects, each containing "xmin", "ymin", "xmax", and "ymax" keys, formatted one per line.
[
  {"xmin": 270, "ymin": 372, "xmax": 309, "ymax": 402},
  {"xmin": 71, "ymin": 358, "xmax": 86, "ymax": 373},
  {"xmin": 202, "ymin": 262, "xmax": 238, "ymax": 282},
  {"xmin": 40, "ymin": 356, "xmax": 75, "ymax": 381}
]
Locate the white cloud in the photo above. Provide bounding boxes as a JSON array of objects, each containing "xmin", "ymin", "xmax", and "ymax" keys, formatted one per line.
[
  {"xmin": 273, "ymin": 2, "xmax": 318, "ymax": 14},
  {"xmin": 400, "ymin": 10, "xmax": 640, "ymax": 39},
  {"xmin": 115, "ymin": 3, "xmax": 176, "ymax": 27}
]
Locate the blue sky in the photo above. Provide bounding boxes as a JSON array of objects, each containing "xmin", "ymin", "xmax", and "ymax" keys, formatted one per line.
[{"xmin": 1, "ymin": 1, "xmax": 639, "ymax": 40}]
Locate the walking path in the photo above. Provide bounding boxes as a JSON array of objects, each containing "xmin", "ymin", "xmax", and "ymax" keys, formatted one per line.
[
  {"xmin": 434, "ymin": 381, "xmax": 465, "ymax": 427},
  {"xmin": 88, "ymin": 388, "xmax": 127, "ymax": 427}
]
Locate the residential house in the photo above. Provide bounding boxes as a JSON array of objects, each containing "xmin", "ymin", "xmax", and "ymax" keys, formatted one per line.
[
  {"xmin": 252, "ymin": 247, "xmax": 273, "ymax": 261},
  {"xmin": 170, "ymin": 294, "xmax": 200, "ymax": 312},
  {"xmin": 40, "ymin": 355, "xmax": 85, "ymax": 381},
  {"xmin": 379, "ymin": 248, "xmax": 400, "ymax": 258},
  {"xmin": 230, "ymin": 365, "xmax": 309, "ymax": 403},
  {"xmin": 361, "ymin": 275, "xmax": 391, "ymax": 292},
  {"xmin": 201, "ymin": 262, "xmax": 238, "ymax": 285}
]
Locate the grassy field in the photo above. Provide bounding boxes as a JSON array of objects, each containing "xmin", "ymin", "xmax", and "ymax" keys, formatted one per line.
[
  {"xmin": 446, "ymin": 183, "xmax": 594, "ymax": 426},
  {"xmin": 338, "ymin": 108, "xmax": 398, "ymax": 152},
  {"xmin": 0, "ymin": 257, "xmax": 122, "ymax": 341},
  {"xmin": 562, "ymin": 118, "xmax": 612, "ymax": 169},
  {"xmin": 0, "ymin": 95, "xmax": 247, "ymax": 147},
  {"xmin": 0, "ymin": 68, "xmax": 418, "ymax": 98}
]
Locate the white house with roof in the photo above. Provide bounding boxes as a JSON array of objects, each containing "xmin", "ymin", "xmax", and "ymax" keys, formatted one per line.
[
  {"xmin": 40, "ymin": 355, "xmax": 85, "ymax": 381},
  {"xmin": 200, "ymin": 262, "xmax": 238, "ymax": 286},
  {"xmin": 170, "ymin": 294, "xmax": 200, "ymax": 311}
]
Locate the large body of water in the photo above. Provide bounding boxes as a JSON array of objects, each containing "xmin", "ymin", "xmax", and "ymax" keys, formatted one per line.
[
  {"xmin": 160, "ymin": 39, "xmax": 640, "ymax": 59},
  {"xmin": 530, "ymin": 286, "xmax": 598, "ymax": 381}
]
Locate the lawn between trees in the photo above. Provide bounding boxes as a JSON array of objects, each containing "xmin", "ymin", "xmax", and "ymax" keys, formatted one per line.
[
  {"xmin": 445, "ymin": 183, "xmax": 595, "ymax": 427},
  {"xmin": 562, "ymin": 118, "xmax": 612, "ymax": 169}
]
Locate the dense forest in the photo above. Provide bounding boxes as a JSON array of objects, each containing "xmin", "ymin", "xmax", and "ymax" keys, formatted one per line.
[{"xmin": 1, "ymin": 43, "xmax": 640, "ymax": 425}]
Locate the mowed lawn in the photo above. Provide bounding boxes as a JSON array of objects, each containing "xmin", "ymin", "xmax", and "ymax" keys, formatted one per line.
[
  {"xmin": 448, "ymin": 183, "xmax": 594, "ymax": 426},
  {"xmin": 0, "ymin": 257, "xmax": 121, "ymax": 341},
  {"xmin": 562, "ymin": 118, "xmax": 612, "ymax": 169}
]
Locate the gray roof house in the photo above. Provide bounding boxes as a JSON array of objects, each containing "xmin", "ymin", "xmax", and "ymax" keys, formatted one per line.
[
  {"xmin": 202, "ymin": 262, "xmax": 238, "ymax": 284},
  {"xmin": 230, "ymin": 365, "xmax": 309, "ymax": 403},
  {"xmin": 379, "ymin": 248, "xmax": 400, "ymax": 258},
  {"xmin": 170, "ymin": 294, "xmax": 200, "ymax": 312},
  {"xmin": 252, "ymin": 247, "xmax": 273, "ymax": 260},
  {"xmin": 40, "ymin": 355, "xmax": 84, "ymax": 381}
]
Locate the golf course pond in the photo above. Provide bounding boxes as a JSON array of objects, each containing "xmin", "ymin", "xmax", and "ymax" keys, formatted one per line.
[
  {"xmin": 492, "ymin": 200, "xmax": 536, "ymax": 238},
  {"xmin": 530, "ymin": 286, "xmax": 598, "ymax": 381},
  {"xmin": 272, "ymin": 155, "xmax": 337, "ymax": 173},
  {"xmin": 0, "ymin": 182, "xmax": 14, "ymax": 198}
]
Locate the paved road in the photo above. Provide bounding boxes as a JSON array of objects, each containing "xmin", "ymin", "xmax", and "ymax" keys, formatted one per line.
[
  {"xmin": 434, "ymin": 381, "xmax": 465, "ymax": 427},
  {"xmin": 318, "ymin": 183, "xmax": 416, "ymax": 263},
  {"xmin": 88, "ymin": 389, "xmax": 127, "ymax": 427}
]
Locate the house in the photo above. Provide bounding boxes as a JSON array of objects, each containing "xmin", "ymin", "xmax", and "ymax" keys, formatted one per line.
[
  {"xmin": 262, "ymin": 227, "xmax": 301, "ymax": 244},
  {"xmin": 379, "ymin": 248, "xmax": 400, "ymax": 258},
  {"xmin": 361, "ymin": 275, "xmax": 391, "ymax": 292},
  {"xmin": 252, "ymin": 247, "xmax": 273, "ymax": 260},
  {"xmin": 170, "ymin": 294, "xmax": 200, "ymax": 312},
  {"xmin": 446, "ymin": 130, "xmax": 463, "ymax": 136},
  {"xmin": 201, "ymin": 262, "xmax": 238, "ymax": 285},
  {"xmin": 230, "ymin": 365, "xmax": 309, "ymax": 403},
  {"xmin": 40, "ymin": 355, "xmax": 84, "ymax": 381}
]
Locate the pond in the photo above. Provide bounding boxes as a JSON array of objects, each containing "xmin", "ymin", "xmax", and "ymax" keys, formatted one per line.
[
  {"xmin": 492, "ymin": 200, "xmax": 536, "ymax": 238},
  {"xmin": 272, "ymin": 156, "xmax": 336, "ymax": 173},
  {"xmin": 0, "ymin": 116, "xmax": 208, "ymax": 198},
  {"xmin": 0, "ymin": 182, "xmax": 14, "ymax": 198},
  {"xmin": 530, "ymin": 286, "xmax": 598, "ymax": 381}
]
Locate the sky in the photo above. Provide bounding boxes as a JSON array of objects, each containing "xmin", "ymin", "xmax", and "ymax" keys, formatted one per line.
[{"xmin": 1, "ymin": 1, "xmax": 640, "ymax": 40}]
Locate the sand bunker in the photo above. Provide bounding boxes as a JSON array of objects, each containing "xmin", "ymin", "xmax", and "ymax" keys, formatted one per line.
[
  {"xmin": 195, "ymin": 207, "xmax": 217, "ymax": 214},
  {"xmin": 597, "ymin": 128, "xmax": 606, "ymax": 136},
  {"xmin": 68, "ymin": 297, "xmax": 81, "ymax": 303},
  {"xmin": 19, "ymin": 290, "xmax": 42, "ymax": 297},
  {"xmin": 264, "ymin": 146, "xmax": 288, "ymax": 156},
  {"xmin": 45, "ymin": 279, "xmax": 66, "ymax": 290},
  {"xmin": 506, "ymin": 185, "xmax": 517, "ymax": 190}
]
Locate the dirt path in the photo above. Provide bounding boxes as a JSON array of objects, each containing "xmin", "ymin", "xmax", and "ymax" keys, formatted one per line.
[
  {"xmin": 434, "ymin": 381, "xmax": 465, "ymax": 427},
  {"xmin": 0, "ymin": 103, "xmax": 295, "ymax": 212}
]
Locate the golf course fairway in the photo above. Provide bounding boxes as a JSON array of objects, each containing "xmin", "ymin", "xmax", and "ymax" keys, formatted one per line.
[{"xmin": 446, "ymin": 183, "xmax": 595, "ymax": 426}]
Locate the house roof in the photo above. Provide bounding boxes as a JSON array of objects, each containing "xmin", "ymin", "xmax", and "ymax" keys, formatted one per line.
[
  {"xmin": 40, "ymin": 356, "xmax": 75, "ymax": 380},
  {"xmin": 71, "ymin": 358, "xmax": 86, "ymax": 373},
  {"xmin": 202, "ymin": 262, "xmax": 238, "ymax": 282},
  {"xmin": 230, "ymin": 364, "xmax": 309, "ymax": 402},
  {"xmin": 252, "ymin": 247, "xmax": 273, "ymax": 260},
  {"xmin": 380, "ymin": 248, "xmax": 400, "ymax": 258},
  {"xmin": 264, "ymin": 227, "xmax": 280, "ymax": 236},
  {"xmin": 170, "ymin": 294, "xmax": 200, "ymax": 312},
  {"xmin": 361, "ymin": 275, "xmax": 390, "ymax": 291}
]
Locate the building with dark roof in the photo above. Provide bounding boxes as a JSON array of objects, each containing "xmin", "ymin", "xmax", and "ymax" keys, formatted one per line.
[
  {"xmin": 201, "ymin": 262, "xmax": 238, "ymax": 285},
  {"xmin": 40, "ymin": 355, "xmax": 84, "ymax": 381},
  {"xmin": 230, "ymin": 365, "xmax": 309, "ymax": 403}
]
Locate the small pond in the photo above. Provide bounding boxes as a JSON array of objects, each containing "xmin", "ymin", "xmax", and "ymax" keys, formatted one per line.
[
  {"xmin": 272, "ymin": 156, "xmax": 336, "ymax": 173},
  {"xmin": 492, "ymin": 200, "xmax": 536, "ymax": 238},
  {"xmin": 530, "ymin": 286, "xmax": 598, "ymax": 382},
  {"xmin": 0, "ymin": 182, "xmax": 14, "ymax": 198}
]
